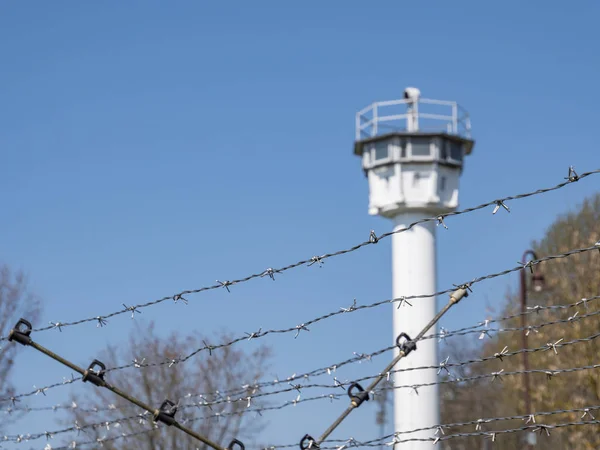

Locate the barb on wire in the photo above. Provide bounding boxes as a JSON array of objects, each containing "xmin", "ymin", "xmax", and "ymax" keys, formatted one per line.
[
  {"xmin": 4, "ymin": 245, "xmax": 598, "ymax": 410},
  {"xmin": 4, "ymin": 319, "xmax": 240, "ymax": 450},
  {"xmin": 1, "ymin": 168, "xmax": 597, "ymax": 342}
]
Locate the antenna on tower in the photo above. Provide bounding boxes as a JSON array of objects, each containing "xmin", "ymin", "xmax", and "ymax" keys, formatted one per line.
[{"xmin": 403, "ymin": 87, "xmax": 421, "ymax": 132}]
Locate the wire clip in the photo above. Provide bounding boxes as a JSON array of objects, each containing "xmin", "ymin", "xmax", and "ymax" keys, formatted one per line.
[
  {"xmin": 153, "ymin": 399, "xmax": 178, "ymax": 426},
  {"xmin": 82, "ymin": 360, "xmax": 107, "ymax": 387},
  {"xmin": 228, "ymin": 439, "xmax": 245, "ymax": 450},
  {"xmin": 8, "ymin": 319, "xmax": 33, "ymax": 346},
  {"xmin": 396, "ymin": 332, "xmax": 417, "ymax": 356},
  {"xmin": 300, "ymin": 434, "xmax": 319, "ymax": 450},
  {"xmin": 347, "ymin": 382, "xmax": 369, "ymax": 407}
]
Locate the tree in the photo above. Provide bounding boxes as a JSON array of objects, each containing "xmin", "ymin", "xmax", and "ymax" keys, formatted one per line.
[
  {"xmin": 436, "ymin": 326, "xmax": 530, "ymax": 450},
  {"xmin": 439, "ymin": 193, "xmax": 600, "ymax": 450},
  {"xmin": 0, "ymin": 265, "xmax": 41, "ymax": 426},
  {"xmin": 64, "ymin": 322, "xmax": 271, "ymax": 450}
]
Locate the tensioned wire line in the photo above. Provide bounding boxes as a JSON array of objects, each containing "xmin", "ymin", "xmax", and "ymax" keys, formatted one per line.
[
  {"xmin": 2, "ymin": 169, "xmax": 596, "ymax": 449},
  {"xmin": 9, "ymin": 361, "xmax": 600, "ymax": 446},
  {"xmin": 10, "ymin": 296, "xmax": 599, "ymax": 416},
  {"xmin": 41, "ymin": 420, "xmax": 600, "ymax": 450},
  {"xmin": 1, "ymin": 167, "xmax": 596, "ymax": 342},
  {"xmin": 22, "ymin": 392, "xmax": 600, "ymax": 449},
  {"xmin": 328, "ymin": 420, "xmax": 600, "ymax": 448},
  {"xmin": 4, "ymin": 321, "xmax": 242, "ymax": 450},
  {"xmin": 268, "ymin": 405, "xmax": 600, "ymax": 449},
  {"xmin": 299, "ymin": 327, "xmax": 600, "ymax": 448},
  {"xmin": 3, "ymin": 244, "xmax": 598, "ymax": 406},
  {"xmin": 277, "ymin": 421, "xmax": 600, "ymax": 449},
  {"xmin": 8, "ymin": 289, "xmax": 600, "ymax": 443},
  {"xmin": 12, "ymin": 328, "xmax": 600, "ymax": 448}
]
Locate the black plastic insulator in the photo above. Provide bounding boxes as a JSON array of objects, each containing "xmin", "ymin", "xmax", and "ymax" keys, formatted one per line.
[
  {"xmin": 228, "ymin": 438, "xmax": 245, "ymax": 450},
  {"xmin": 82, "ymin": 359, "xmax": 107, "ymax": 387},
  {"xmin": 300, "ymin": 434, "xmax": 319, "ymax": 450},
  {"xmin": 8, "ymin": 318, "xmax": 33, "ymax": 346},
  {"xmin": 153, "ymin": 399, "xmax": 178, "ymax": 426},
  {"xmin": 396, "ymin": 332, "xmax": 417, "ymax": 356},
  {"xmin": 347, "ymin": 382, "xmax": 369, "ymax": 407}
]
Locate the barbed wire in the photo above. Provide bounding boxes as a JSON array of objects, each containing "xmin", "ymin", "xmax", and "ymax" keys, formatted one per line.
[
  {"xmin": 3, "ymin": 243, "xmax": 597, "ymax": 408},
  {"xmin": 9, "ymin": 297, "xmax": 599, "ymax": 417},
  {"xmin": 12, "ymin": 391, "xmax": 600, "ymax": 449},
  {"xmin": 323, "ymin": 420, "xmax": 600, "ymax": 448},
  {"xmin": 8, "ymin": 359, "xmax": 600, "ymax": 449},
  {"xmin": 8, "ymin": 355, "xmax": 600, "ymax": 422},
  {"xmin": 3, "ymin": 321, "xmax": 233, "ymax": 450},
  {"xmin": 431, "ymin": 301, "xmax": 600, "ymax": 343},
  {"xmin": 3, "ymin": 169, "xmax": 599, "ymax": 448},
  {"xmin": 430, "ymin": 294, "xmax": 600, "ymax": 344},
  {"xmin": 1, "ymin": 167, "xmax": 596, "ymax": 343},
  {"xmin": 6, "ymin": 293, "xmax": 600, "ymax": 447},
  {"xmin": 299, "ymin": 328, "xmax": 600, "ymax": 448},
  {"xmin": 5, "ymin": 390, "xmax": 345, "ymax": 447},
  {"xmin": 298, "ymin": 237, "xmax": 600, "ymax": 450},
  {"xmin": 268, "ymin": 404, "xmax": 600, "ymax": 448}
]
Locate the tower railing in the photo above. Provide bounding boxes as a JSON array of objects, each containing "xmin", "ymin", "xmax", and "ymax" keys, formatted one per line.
[{"xmin": 355, "ymin": 98, "xmax": 471, "ymax": 140}]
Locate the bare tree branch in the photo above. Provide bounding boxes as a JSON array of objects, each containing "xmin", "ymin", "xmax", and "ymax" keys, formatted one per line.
[
  {"xmin": 64, "ymin": 321, "xmax": 271, "ymax": 449},
  {"xmin": 0, "ymin": 264, "xmax": 41, "ymax": 431}
]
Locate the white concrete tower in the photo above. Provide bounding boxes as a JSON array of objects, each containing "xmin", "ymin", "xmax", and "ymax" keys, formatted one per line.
[{"xmin": 354, "ymin": 88, "xmax": 474, "ymax": 448}]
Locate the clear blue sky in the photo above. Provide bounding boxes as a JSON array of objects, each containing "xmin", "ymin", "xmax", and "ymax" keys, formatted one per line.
[{"xmin": 1, "ymin": 1, "xmax": 599, "ymax": 448}]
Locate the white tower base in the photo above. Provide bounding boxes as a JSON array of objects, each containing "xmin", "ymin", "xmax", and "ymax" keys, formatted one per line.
[{"xmin": 391, "ymin": 212, "xmax": 439, "ymax": 449}]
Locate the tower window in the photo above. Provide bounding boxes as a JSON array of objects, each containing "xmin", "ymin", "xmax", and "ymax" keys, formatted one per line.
[
  {"xmin": 399, "ymin": 139, "xmax": 407, "ymax": 158},
  {"xmin": 411, "ymin": 138, "xmax": 431, "ymax": 157},
  {"xmin": 449, "ymin": 142, "xmax": 463, "ymax": 161},
  {"xmin": 440, "ymin": 141, "xmax": 449, "ymax": 160},
  {"xmin": 372, "ymin": 141, "xmax": 389, "ymax": 160}
]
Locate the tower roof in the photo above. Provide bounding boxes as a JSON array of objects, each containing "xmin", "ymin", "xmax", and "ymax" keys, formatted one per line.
[{"xmin": 353, "ymin": 131, "xmax": 475, "ymax": 157}]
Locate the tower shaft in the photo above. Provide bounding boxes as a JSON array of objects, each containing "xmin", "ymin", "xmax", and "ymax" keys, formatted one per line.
[{"xmin": 392, "ymin": 212, "xmax": 439, "ymax": 449}]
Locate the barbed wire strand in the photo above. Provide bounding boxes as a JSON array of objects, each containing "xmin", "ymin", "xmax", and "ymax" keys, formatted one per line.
[
  {"xmin": 300, "ymin": 324, "xmax": 600, "ymax": 448},
  {"xmin": 430, "ymin": 294, "xmax": 600, "ymax": 344},
  {"xmin": 0, "ymin": 168, "xmax": 597, "ymax": 449},
  {"xmin": 2, "ymin": 244, "xmax": 597, "ymax": 408},
  {"xmin": 7, "ymin": 391, "xmax": 351, "ymax": 447},
  {"xmin": 8, "ymin": 359, "xmax": 600, "ymax": 449},
  {"xmin": 270, "ymin": 404, "xmax": 600, "ymax": 448},
  {"xmin": 9, "ymin": 359, "xmax": 600, "ymax": 423},
  {"xmin": 7, "ymin": 314, "xmax": 600, "ymax": 445},
  {"xmin": 3, "ymin": 322, "xmax": 233, "ymax": 450},
  {"xmin": 10, "ymin": 298, "xmax": 599, "ymax": 417},
  {"xmin": 432, "ymin": 302, "xmax": 600, "ymax": 343},
  {"xmin": 14, "ymin": 393, "xmax": 600, "ymax": 449},
  {"xmin": 325, "ymin": 420, "xmax": 600, "ymax": 448},
  {"xmin": 47, "ymin": 420, "xmax": 600, "ymax": 449},
  {"xmin": 2, "ymin": 168, "xmax": 597, "ymax": 343}
]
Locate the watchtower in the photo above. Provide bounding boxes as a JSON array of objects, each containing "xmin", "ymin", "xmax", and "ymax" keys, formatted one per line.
[{"xmin": 354, "ymin": 88, "xmax": 475, "ymax": 448}]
